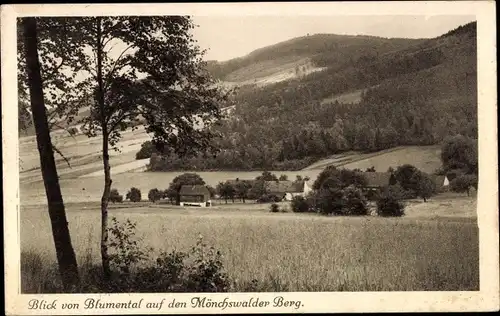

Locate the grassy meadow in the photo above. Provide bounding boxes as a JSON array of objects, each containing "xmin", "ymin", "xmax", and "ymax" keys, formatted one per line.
[{"xmin": 20, "ymin": 194, "xmax": 479, "ymax": 292}]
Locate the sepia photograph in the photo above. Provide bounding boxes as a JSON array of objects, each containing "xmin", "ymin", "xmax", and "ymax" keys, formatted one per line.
[{"xmin": 2, "ymin": 2, "xmax": 498, "ymax": 314}]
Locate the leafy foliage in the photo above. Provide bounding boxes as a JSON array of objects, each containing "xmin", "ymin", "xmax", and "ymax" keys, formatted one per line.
[
  {"xmin": 148, "ymin": 188, "xmax": 163, "ymax": 203},
  {"xmin": 108, "ymin": 217, "xmax": 149, "ymax": 275},
  {"xmin": 376, "ymin": 187, "xmax": 406, "ymax": 217},
  {"xmin": 450, "ymin": 174, "xmax": 478, "ymax": 196},
  {"xmin": 315, "ymin": 187, "xmax": 345, "ymax": 215},
  {"xmin": 413, "ymin": 172, "xmax": 437, "ymax": 202},
  {"xmin": 290, "ymin": 196, "xmax": 310, "ymax": 213},
  {"xmin": 136, "ymin": 141, "xmax": 156, "ymax": 160},
  {"xmin": 313, "ymin": 166, "xmax": 367, "ymax": 190},
  {"xmin": 342, "ymin": 185, "xmax": 369, "ymax": 216},
  {"xmin": 216, "ymin": 181, "xmax": 236, "ymax": 204},
  {"xmin": 126, "ymin": 187, "xmax": 142, "ymax": 202},
  {"xmin": 393, "ymin": 164, "xmax": 420, "ymax": 198},
  {"xmin": 92, "ymin": 218, "xmax": 230, "ymax": 293},
  {"xmin": 269, "ymin": 203, "xmax": 280, "ymax": 213},
  {"xmin": 440, "ymin": 135, "xmax": 478, "ymax": 174},
  {"xmin": 109, "ymin": 189, "xmax": 123, "ymax": 203}
]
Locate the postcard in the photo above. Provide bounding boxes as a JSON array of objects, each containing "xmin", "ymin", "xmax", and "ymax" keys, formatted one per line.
[{"xmin": 2, "ymin": 1, "xmax": 498, "ymax": 314}]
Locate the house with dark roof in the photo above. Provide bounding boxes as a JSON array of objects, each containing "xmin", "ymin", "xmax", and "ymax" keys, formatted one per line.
[
  {"xmin": 362, "ymin": 172, "xmax": 393, "ymax": 190},
  {"xmin": 264, "ymin": 180, "xmax": 312, "ymax": 201},
  {"xmin": 179, "ymin": 185, "xmax": 212, "ymax": 207}
]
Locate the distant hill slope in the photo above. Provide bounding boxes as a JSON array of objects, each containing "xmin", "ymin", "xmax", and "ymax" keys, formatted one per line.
[
  {"xmin": 171, "ymin": 21, "xmax": 476, "ymax": 172},
  {"xmin": 206, "ymin": 34, "xmax": 423, "ymax": 83}
]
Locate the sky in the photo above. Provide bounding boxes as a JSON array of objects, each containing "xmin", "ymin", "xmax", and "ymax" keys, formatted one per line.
[{"xmin": 192, "ymin": 15, "xmax": 476, "ymax": 61}]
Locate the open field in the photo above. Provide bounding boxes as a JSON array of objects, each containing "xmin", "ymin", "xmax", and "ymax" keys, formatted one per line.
[
  {"xmin": 320, "ymin": 89, "xmax": 364, "ymax": 105},
  {"xmin": 20, "ymin": 193, "xmax": 478, "ymax": 292},
  {"xmin": 19, "ymin": 145, "xmax": 443, "ymax": 205},
  {"xmin": 305, "ymin": 146, "xmax": 443, "ymax": 174},
  {"xmin": 20, "ymin": 170, "xmax": 326, "ymax": 205}
]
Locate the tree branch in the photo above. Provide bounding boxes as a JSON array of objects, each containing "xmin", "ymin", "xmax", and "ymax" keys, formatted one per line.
[
  {"xmin": 103, "ymin": 44, "xmax": 134, "ymax": 89},
  {"xmin": 42, "ymin": 57, "xmax": 66, "ymax": 82},
  {"xmin": 52, "ymin": 144, "xmax": 72, "ymax": 169},
  {"xmin": 108, "ymin": 110, "xmax": 135, "ymax": 133}
]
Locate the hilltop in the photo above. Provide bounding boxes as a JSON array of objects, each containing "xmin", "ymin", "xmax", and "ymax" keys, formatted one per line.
[{"xmin": 205, "ymin": 33, "xmax": 423, "ymax": 85}]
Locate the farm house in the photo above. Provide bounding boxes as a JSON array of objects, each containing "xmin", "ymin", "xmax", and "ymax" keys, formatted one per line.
[
  {"xmin": 362, "ymin": 172, "xmax": 394, "ymax": 190},
  {"xmin": 264, "ymin": 180, "xmax": 312, "ymax": 201},
  {"xmin": 179, "ymin": 185, "xmax": 212, "ymax": 207}
]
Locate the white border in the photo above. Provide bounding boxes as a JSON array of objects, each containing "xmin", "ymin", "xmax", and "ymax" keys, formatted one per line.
[{"xmin": 2, "ymin": 2, "xmax": 498, "ymax": 314}]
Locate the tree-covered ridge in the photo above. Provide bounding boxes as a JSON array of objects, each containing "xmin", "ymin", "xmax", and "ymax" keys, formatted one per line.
[
  {"xmin": 206, "ymin": 34, "xmax": 423, "ymax": 81},
  {"xmin": 147, "ymin": 22, "xmax": 477, "ymax": 172}
]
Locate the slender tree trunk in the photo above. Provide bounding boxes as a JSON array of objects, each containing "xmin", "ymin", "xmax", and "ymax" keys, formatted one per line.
[
  {"xmin": 96, "ymin": 18, "xmax": 112, "ymax": 279},
  {"xmin": 22, "ymin": 17, "xmax": 80, "ymax": 291}
]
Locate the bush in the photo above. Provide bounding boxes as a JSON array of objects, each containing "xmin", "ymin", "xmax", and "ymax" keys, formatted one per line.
[
  {"xmin": 109, "ymin": 189, "xmax": 123, "ymax": 203},
  {"xmin": 83, "ymin": 218, "xmax": 230, "ymax": 293},
  {"xmin": 290, "ymin": 196, "xmax": 310, "ymax": 213},
  {"xmin": 316, "ymin": 188, "xmax": 345, "ymax": 215},
  {"xmin": 450, "ymin": 174, "xmax": 478, "ymax": 196},
  {"xmin": 376, "ymin": 188, "xmax": 405, "ymax": 217},
  {"xmin": 269, "ymin": 203, "xmax": 280, "ymax": 213},
  {"xmin": 343, "ymin": 185, "xmax": 368, "ymax": 216},
  {"xmin": 148, "ymin": 188, "xmax": 163, "ymax": 203},
  {"xmin": 126, "ymin": 187, "xmax": 142, "ymax": 202},
  {"xmin": 135, "ymin": 141, "xmax": 155, "ymax": 160},
  {"xmin": 257, "ymin": 194, "xmax": 281, "ymax": 203}
]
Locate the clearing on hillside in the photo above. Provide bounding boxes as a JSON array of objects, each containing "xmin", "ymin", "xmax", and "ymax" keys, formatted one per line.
[{"xmin": 304, "ymin": 146, "xmax": 442, "ymax": 174}]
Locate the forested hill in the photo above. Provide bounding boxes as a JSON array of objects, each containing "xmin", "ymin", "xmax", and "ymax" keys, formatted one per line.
[{"xmin": 149, "ymin": 21, "xmax": 477, "ymax": 171}]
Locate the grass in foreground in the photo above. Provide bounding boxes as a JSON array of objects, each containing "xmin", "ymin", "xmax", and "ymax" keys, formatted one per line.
[{"xmin": 20, "ymin": 203, "xmax": 479, "ymax": 293}]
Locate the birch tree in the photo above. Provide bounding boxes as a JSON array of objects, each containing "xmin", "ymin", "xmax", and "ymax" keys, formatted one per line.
[{"xmin": 39, "ymin": 16, "xmax": 231, "ymax": 277}]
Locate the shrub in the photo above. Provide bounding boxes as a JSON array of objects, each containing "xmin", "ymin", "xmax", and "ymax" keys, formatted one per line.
[
  {"xmin": 343, "ymin": 185, "xmax": 369, "ymax": 216},
  {"xmin": 87, "ymin": 218, "xmax": 230, "ymax": 293},
  {"xmin": 126, "ymin": 187, "xmax": 142, "ymax": 202},
  {"xmin": 316, "ymin": 188, "xmax": 345, "ymax": 215},
  {"xmin": 135, "ymin": 141, "xmax": 155, "ymax": 160},
  {"xmin": 376, "ymin": 187, "xmax": 405, "ymax": 217},
  {"xmin": 291, "ymin": 196, "xmax": 310, "ymax": 213},
  {"xmin": 108, "ymin": 217, "xmax": 150, "ymax": 275},
  {"xmin": 450, "ymin": 174, "xmax": 478, "ymax": 196},
  {"xmin": 304, "ymin": 191, "xmax": 320, "ymax": 212},
  {"xmin": 109, "ymin": 189, "xmax": 123, "ymax": 203},
  {"xmin": 270, "ymin": 203, "xmax": 280, "ymax": 213},
  {"xmin": 257, "ymin": 194, "xmax": 281, "ymax": 203},
  {"xmin": 148, "ymin": 188, "xmax": 163, "ymax": 203}
]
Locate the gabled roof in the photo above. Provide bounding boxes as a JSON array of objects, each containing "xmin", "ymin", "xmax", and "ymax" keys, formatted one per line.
[
  {"xmin": 179, "ymin": 185, "xmax": 210, "ymax": 196},
  {"xmin": 226, "ymin": 179, "xmax": 256, "ymax": 186},
  {"xmin": 363, "ymin": 172, "xmax": 392, "ymax": 188},
  {"xmin": 430, "ymin": 174, "xmax": 446, "ymax": 187},
  {"xmin": 264, "ymin": 180, "xmax": 305, "ymax": 194}
]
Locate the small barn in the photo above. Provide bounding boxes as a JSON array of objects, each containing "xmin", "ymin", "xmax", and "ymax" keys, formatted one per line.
[{"xmin": 179, "ymin": 185, "xmax": 211, "ymax": 207}]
